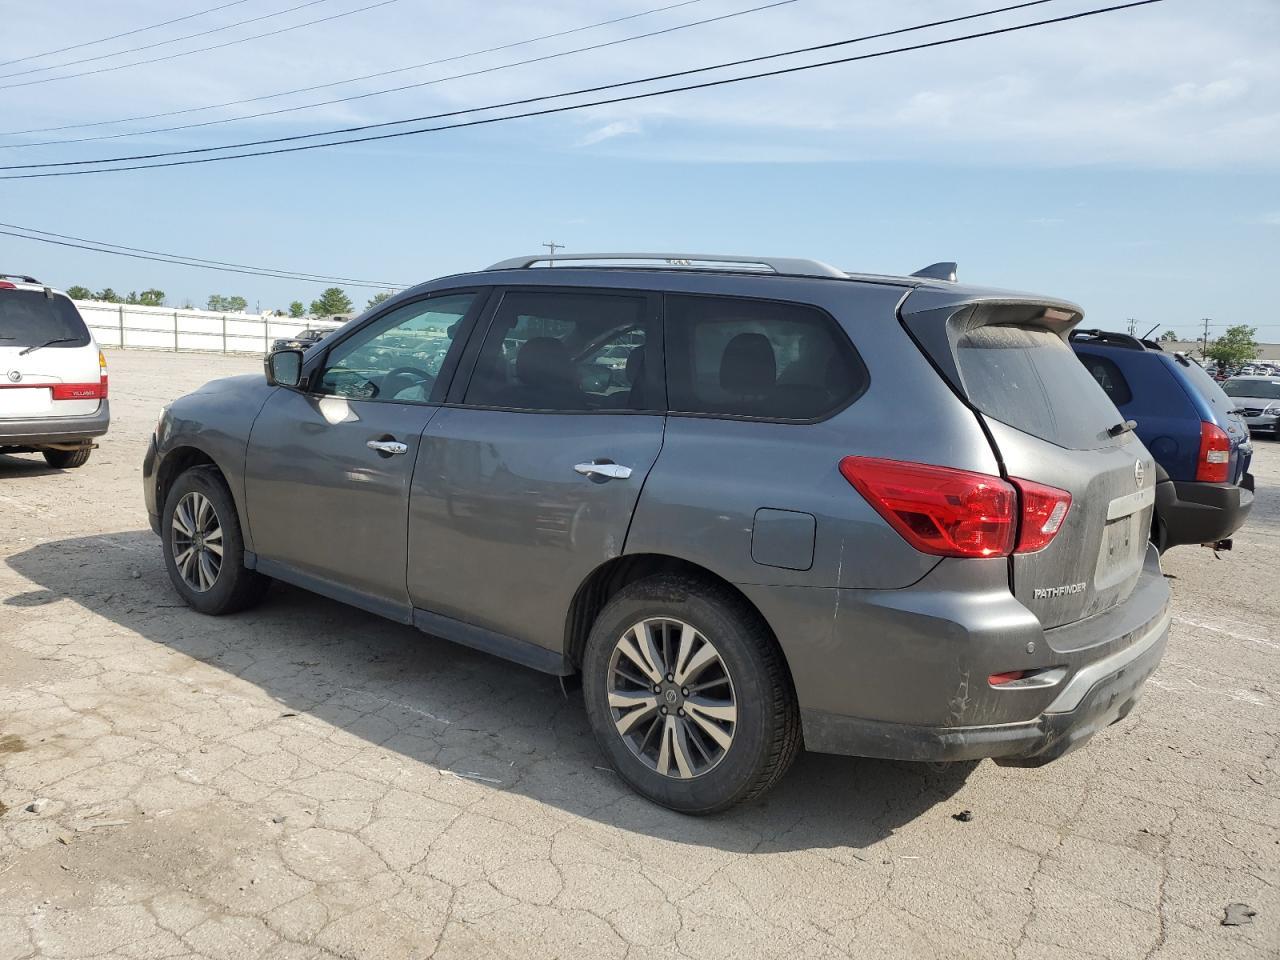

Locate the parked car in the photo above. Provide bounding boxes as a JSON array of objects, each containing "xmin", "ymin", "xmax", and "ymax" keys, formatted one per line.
[
  {"xmin": 145, "ymin": 253, "xmax": 1170, "ymax": 813},
  {"xmin": 1071, "ymin": 330, "xmax": 1253, "ymax": 552},
  {"xmin": 270, "ymin": 327, "xmax": 329, "ymax": 353},
  {"xmin": 1, "ymin": 274, "xmax": 109, "ymax": 468},
  {"xmin": 1221, "ymin": 375, "xmax": 1280, "ymax": 439}
]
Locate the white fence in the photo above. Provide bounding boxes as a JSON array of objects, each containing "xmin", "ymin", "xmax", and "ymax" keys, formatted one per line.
[{"xmin": 76, "ymin": 300, "xmax": 344, "ymax": 355}]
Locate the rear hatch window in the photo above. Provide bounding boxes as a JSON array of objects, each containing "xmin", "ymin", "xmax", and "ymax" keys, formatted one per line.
[
  {"xmin": 954, "ymin": 324, "xmax": 1125, "ymax": 450},
  {"xmin": 0, "ymin": 290, "xmax": 91, "ymax": 350}
]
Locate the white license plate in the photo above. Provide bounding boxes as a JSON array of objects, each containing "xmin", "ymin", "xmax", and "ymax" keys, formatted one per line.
[{"xmin": 0, "ymin": 387, "xmax": 52, "ymax": 418}]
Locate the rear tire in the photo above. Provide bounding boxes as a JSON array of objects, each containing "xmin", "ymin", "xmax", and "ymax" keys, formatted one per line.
[
  {"xmin": 43, "ymin": 447, "xmax": 91, "ymax": 469},
  {"xmin": 162, "ymin": 465, "xmax": 269, "ymax": 615},
  {"xmin": 582, "ymin": 575, "xmax": 800, "ymax": 814}
]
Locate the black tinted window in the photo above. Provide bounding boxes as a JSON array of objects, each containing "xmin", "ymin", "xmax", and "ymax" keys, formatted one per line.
[
  {"xmin": 1077, "ymin": 353, "xmax": 1133, "ymax": 405},
  {"xmin": 464, "ymin": 290, "xmax": 656, "ymax": 411},
  {"xmin": 0, "ymin": 291, "xmax": 90, "ymax": 348},
  {"xmin": 955, "ymin": 325, "xmax": 1123, "ymax": 449},
  {"xmin": 664, "ymin": 295, "xmax": 865, "ymax": 420},
  {"xmin": 1176, "ymin": 356, "xmax": 1235, "ymax": 416}
]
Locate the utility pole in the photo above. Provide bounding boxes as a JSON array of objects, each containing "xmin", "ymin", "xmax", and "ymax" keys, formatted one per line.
[
  {"xmin": 542, "ymin": 241, "xmax": 563, "ymax": 266},
  {"xmin": 1126, "ymin": 318, "xmax": 1137, "ymax": 336},
  {"xmin": 1201, "ymin": 317, "xmax": 1211, "ymax": 358}
]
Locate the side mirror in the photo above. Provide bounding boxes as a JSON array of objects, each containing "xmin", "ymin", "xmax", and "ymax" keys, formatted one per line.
[{"xmin": 265, "ymin": 349, "xmax": 304, "ymax": 388}]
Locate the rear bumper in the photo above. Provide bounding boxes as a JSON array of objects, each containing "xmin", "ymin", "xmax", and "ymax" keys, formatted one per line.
[
  {"xmin": 1155, "ymin": 476, "xmax": 1253, "ymax": 549},
  {"xmin": 0, "ymin": 401, "xmax": 110, "ymax": 446},
  {"xmin": 779, "ymin": 544, "xmax": 1172, "ymax": 766},
  {"xmin": 801, "ymin": 604, "xmax": 1168, "ymax": 765}
]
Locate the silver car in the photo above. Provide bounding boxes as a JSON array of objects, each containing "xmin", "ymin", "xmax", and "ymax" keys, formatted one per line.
[
  {"xmin": 143, "ymin": 253, "xmax": 1170, "ymax": 813},
  {"xmin": 1222, "ymin": 375, "xmax": 1280, "ymax": 438}
]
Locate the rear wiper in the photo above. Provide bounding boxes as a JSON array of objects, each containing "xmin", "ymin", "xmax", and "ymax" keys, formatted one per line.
[
  {"xmin": 19, "ymin": 337, "xmax": 77, "ymax": 356},
  {"xmin": 1107, "ymin": 419, "xmax": 1138, "ymax": 438}
]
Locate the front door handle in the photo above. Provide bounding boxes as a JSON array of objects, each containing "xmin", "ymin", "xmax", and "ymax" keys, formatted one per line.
[
  {"xmin": 574, "ymin": 460, "xmax": 632, "ymax": 480},
  {"xmin": 367, "ymin": 439, "xmax": 408, "ymax": 456}
]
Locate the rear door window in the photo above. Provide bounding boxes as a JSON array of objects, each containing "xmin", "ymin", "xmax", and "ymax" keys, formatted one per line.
[
  {"xmin": 0, "ymin": 291, "xmax": 90, "ymax": 349},
  {"xmin": 664, "ymin": 294, "xmax": 867, "ymax": 420},
  {"xmin": 1076, "ymin": 352, "xmax": 1133, "ymax": 406},
  {"xmin": 954, "ymin": 325, "xmax": 1123, "ymax": 449},
  {"xmin": 462, "ymin": 289, "xmax": 659, "ymax": 411}
]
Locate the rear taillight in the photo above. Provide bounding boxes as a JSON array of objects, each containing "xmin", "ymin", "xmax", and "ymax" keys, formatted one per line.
[
  {"xmin": 51, "ymin": 382, "xmax": 106, "ymax": 401},
  {"xmin": 1010, "ymin": 478, "xmax": 1072, "ymax": 554},
  {"xmin": 0, "ymin": 281, "xmax": 15, "ymax": 290},
  {"xmin": 839, "ymin": 457, "xmax": 1072, "ymax": 559},
  {"xmin": 838, "ymin": 457, "xmax": 1016, "ymax": 558},
  {"xmin": 1196, "ymin": 421, "xmax": 1230, "ymax": 482},
  {"xmin": 99, "ymin": 350, "xmax": 109, "ymax": 398}
]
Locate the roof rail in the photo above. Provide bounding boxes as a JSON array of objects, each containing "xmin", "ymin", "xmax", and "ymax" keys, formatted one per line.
[
  {"xmin": 485, "ymin": 252, "xmax": 848, "ymax": 279},
  {"xmin": 1068, "ymin": 328, "xmax": 1148, "ymax": 351},
  {"xmin": 0, "ymin": 273, "xmax": 39, "ymax": 284},
  {"xmin": 909, "ymin": 261, "xmax": 957, "ymax": 282}
]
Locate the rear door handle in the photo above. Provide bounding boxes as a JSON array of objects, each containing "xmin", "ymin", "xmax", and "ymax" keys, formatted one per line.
[
  {"xmin": 367, "ymin": 439, "xmax": 408, "ymax": 455},
  {"xmin": 574, "ymin": 460, "xmax": 632, "ymax": 480}
]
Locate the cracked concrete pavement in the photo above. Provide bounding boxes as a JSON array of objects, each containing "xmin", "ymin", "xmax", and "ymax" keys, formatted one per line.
[{"xmin": 0, "ymin": 349, "xmax": 1276, "ymax": 960}]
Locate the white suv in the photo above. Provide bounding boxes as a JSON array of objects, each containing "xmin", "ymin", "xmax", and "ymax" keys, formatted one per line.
[{"xmin": 0, "ymin": 274, "xmax": 109, "ymax": 468}]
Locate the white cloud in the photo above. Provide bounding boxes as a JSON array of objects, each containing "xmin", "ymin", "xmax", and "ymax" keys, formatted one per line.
[
  {"xmin": 1, "ymin": 0, "xmax": 1277, "ymax": 169},
  {"xmin": 575, "ymin": 119, "xmax": 640, "ymax": 147}
]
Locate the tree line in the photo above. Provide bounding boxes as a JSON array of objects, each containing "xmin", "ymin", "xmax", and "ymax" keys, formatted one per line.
[{"xmin": 64, "ymin": 285, "xmax": 393, "ymax": 318}]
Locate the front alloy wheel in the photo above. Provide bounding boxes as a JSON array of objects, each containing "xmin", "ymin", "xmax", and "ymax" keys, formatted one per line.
[
  {"xmin": 607, "ymin": 618, "xmax": 738, "ymax": 780},
  {"xmin": 171, "ymin": 490, "xmax": 223, "ymax": 592}
]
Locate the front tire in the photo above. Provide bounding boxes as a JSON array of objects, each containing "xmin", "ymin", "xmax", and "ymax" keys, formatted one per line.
[
  {"xmin": 162, "ymin": 466, "xmax": 268, "ymax": 615},
  {"xmin": 43, "ymin": 447, "xmax": 91, "ymax": 469},
  {"xmin": 582, "ymin": 575, "xmax": 800, "ymax": 814}
]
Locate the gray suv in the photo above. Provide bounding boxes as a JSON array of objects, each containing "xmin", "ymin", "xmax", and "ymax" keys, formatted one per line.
[{"xmin": 143, "ymin": 253, "xmax": 1171, "ymax": 813}]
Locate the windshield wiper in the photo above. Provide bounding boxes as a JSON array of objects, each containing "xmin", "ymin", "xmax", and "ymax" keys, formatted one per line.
[
  {"xmin": 19, "ymin": 337, "xmax": 77, "ymax": 356},
  {"xmin": 1107, "ymin": 419, "xmax": 1138, "ymax": 438}
]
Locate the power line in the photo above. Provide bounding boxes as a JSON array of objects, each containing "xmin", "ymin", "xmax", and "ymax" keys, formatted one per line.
[
  {"xmin": 1, "ymin": 0, "xmax": 1076, "ymax": 169},
  {"xmin": 3, "ymin": 0, "xmax": 796, "ymax": 149},
  {"xmin": 0, "ymin": 223, "xmax": 406, "ymax": 289},
  {"xmin": 0, "ymin": 0, "xmax": 1163, "ymax": 179},
  {"xmin": 0, "ymin": 0, "xmax": 255, "ymax": 69},
  {"xmin": 0, "ymin": 0, "xmax": 710, "ymax": 138},
  {"xmin": 0, "ymin": 0, "xmax": 402, "ymax": 91},
  {"xmin": 0, "ymin": 0, "xmax": 339, "ymax": 81}
]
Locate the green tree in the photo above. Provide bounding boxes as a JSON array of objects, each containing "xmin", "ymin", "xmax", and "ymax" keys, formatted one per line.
[
  {"xmin": 1159, "ymin": 329, "xmax": 1179, "ymax": 342},
  {"xmin": 66, "ymin": 285, "xmax": 92, "ymax": 300},
  {"xmin": 366, "ymin": 291, "xmax": 393, "ymax": 310},
  {"xmin": 95, "ymin": 288, "xmax": 120, "ymax": 303},
  {"xmin": 125, "ymin": 291, "xmax": 140, "ymax": 305},
  {"xmin": 288, "ymin": 301, "xmax": 305, "ymax": 319},
  {"xmin": 226, "ymin": 295, "xmax": 248, "ymax": 313},
  {"xmin": 138, "ymin": 289, "xmax": 165, "ymax": 306},
  {"xmin": 310, "ymin": 287, "xmax": 353, "ymax": 317},
  {"xmin": 207, "ymin": 294, "xmax": 228, "ymax": 311},
  {"xmin": 1206, "ymin": 324, "xmax": 1258, "ymax": 373}
]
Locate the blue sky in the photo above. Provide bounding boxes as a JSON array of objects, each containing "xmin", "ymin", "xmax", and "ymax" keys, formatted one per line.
[{"xmin": 0, "ymin": 0, "xmax": 1275, "ymax": 338}]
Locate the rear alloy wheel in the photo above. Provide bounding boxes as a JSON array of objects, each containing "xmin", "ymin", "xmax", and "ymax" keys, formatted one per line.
[
  {"xmin": 607, "ymin": 618, "xmax": 738, "ymax": 780},
  {"xmin": 42, "ymin": 447, "xmax": 91, "ymax": 469},
  {"xmin": 583, "ymin": 575, "xmax": 800, "ymax": 814},
  {"xmin": 162, "ymin": 466, "xmax": 269, "ymax": 615}
]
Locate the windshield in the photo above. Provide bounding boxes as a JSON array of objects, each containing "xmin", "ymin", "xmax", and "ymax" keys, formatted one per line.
[
  {"xmin": 1223, "ymin": 378, "xmax": 1280, "ymax": 399},
  {"xmin": 0, "ymin": 290, "xmax": 91, "ymax": 349}
]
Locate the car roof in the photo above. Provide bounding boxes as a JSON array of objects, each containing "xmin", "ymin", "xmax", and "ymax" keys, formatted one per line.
[{"xmin": 1226, "ymin": 374, "xmax": 1280, "ymax": 381}]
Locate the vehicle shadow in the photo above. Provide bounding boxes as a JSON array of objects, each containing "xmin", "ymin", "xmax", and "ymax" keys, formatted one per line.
[
  {"xmin": 0, "ymin": 452, "xmax": 61, "ymax": 477},
  {"xmin": 5, "ymin": 531, "xmax": 975, "ymax": 853}
]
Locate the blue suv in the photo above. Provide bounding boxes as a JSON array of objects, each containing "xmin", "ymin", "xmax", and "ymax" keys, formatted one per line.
[{"xmin": 1071, "ymin": 330, "xmax": 1254, "ymax": 551}]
